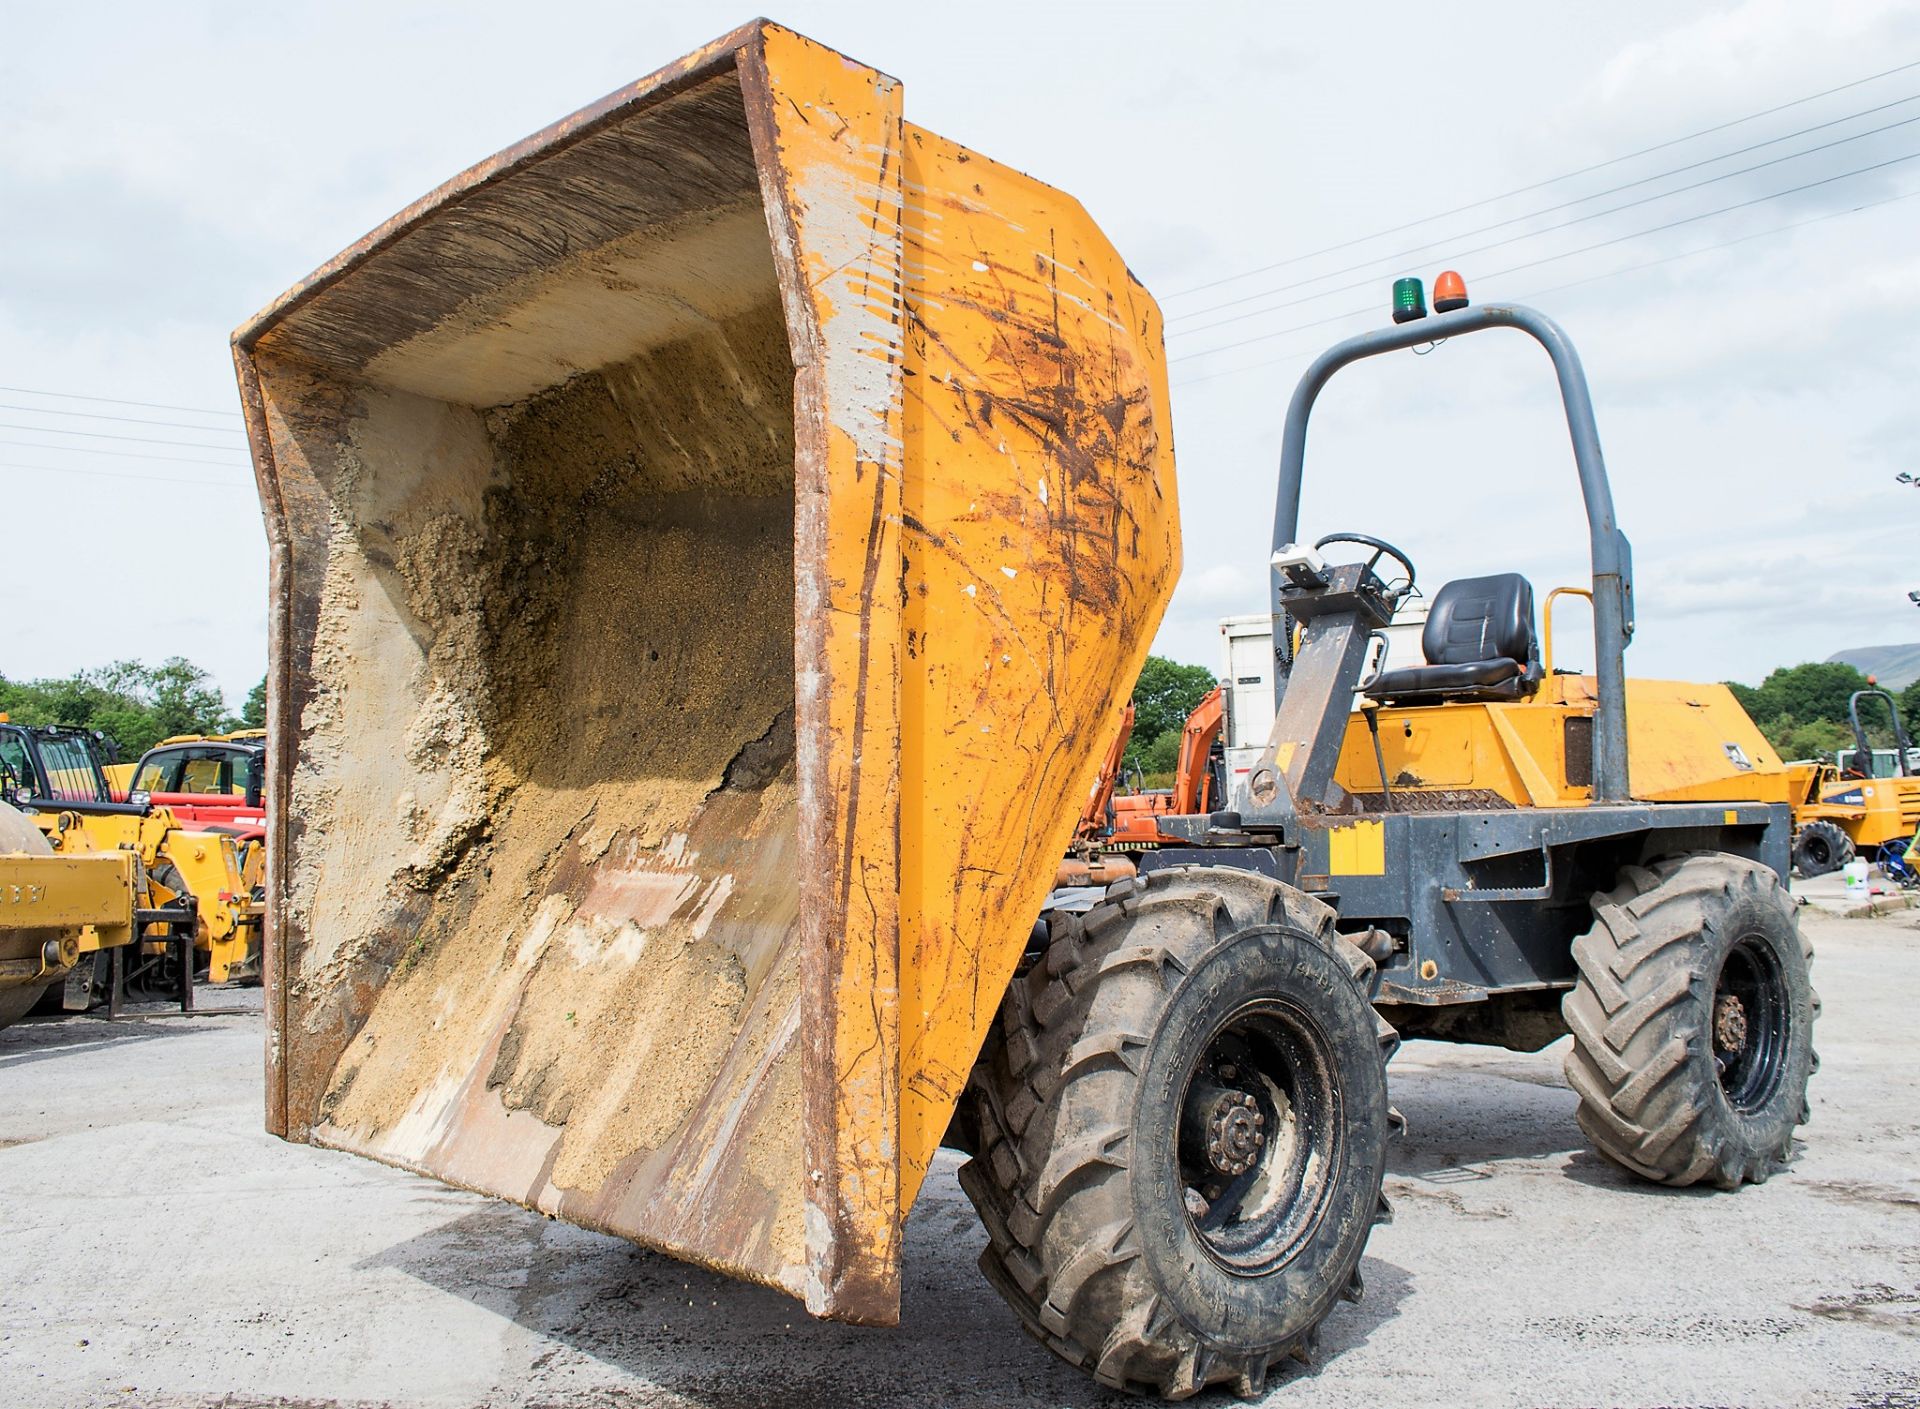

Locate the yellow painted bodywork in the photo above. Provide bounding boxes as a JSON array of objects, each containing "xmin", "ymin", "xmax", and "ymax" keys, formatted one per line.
[
  {"xmin": 234, "ymin": 21, "xmax": 1174, "ymax": 1326},
  {"xmin": 1797, "ymin": 768, "xmax": 1920, "ymax": 850},
  {"xmin": 1327, "ymin": 820, "xmax": 1387, "ymax": 875},
  {"xmin": 1334, "ymin": 674, "xmax": 1794, "ymax": 808},
  {"xmin": 28, "ymin": 808, "xmax": 260, "ymax": 980},
  {"xmin": 0, "ymin": 850, "xmax": 136, "ymax": 992},
  {"xmin": 161, "ymin": 830, "xmax": 261, "ymax": 982},
  {"xmin": 0, "ymin": 852, "xmax": 134, "ymax": 932},
  {"xmin": 153, "ymin": 729, "xmax": 266, "ymax": 747},
  {"xmin": 893, "ymin": 121, "xmax": 1178, "ymax": 1210}
]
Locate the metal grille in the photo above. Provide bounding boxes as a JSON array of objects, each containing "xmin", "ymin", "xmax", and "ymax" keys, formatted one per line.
[{"xmin": 1349, "ymin": 788, "xmax": 1516, "ymax": 814}]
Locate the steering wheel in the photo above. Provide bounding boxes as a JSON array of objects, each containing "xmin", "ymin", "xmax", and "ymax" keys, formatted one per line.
[{"xmin": 1313, "ymin": 532, "xmax": 1416, "ymax": 598}]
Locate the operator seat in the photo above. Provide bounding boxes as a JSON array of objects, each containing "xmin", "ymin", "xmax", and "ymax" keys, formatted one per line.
[{"xmin": 1363, "ymin": 573, "xmax": 1541, "ymax": 705}]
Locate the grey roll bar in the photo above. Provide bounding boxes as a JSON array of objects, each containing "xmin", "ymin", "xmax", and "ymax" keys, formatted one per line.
[
  {"xmin": 1270, "ymin": 302, "xmax": 1636, "ymax": 803},
  {"xmin": 1847, "ymin": 688, "xmax": 1914, "ymax": 778}
]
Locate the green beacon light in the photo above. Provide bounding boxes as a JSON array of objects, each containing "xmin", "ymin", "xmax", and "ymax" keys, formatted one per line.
[{"xmin": 1391, "ymin": 276, "xmax": 1427, "ymax": 324}]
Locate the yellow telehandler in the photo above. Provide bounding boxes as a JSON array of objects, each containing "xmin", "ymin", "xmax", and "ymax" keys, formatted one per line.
[
  {"xmin": 1, "ymin": 721, "xmax": 262, "ymax": 990},
  {"xmin": 235, "ymin": 23, "xmax": 1815, "ymax": 1398},
  {"xmin": 0, "ymin": 799, "xmax": 203, "ymax": 1028}
]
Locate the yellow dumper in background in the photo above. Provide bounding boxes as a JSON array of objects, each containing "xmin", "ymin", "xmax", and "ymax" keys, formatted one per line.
[{"xmin": 236, "ymin": 14, "xmax": 1180, "ymax": 1368}]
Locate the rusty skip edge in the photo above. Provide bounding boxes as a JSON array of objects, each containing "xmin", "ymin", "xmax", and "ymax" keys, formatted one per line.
[
  {"xmin": 737, "ymin": 33, "xmax": 905, "ymax": 1324},
  {"xmin": 232, "ymin": 17, "xmax": 787, "ymax": 351},
  {"xmin": 234, "ymin": 22, "xmax": 912, "ymax": 1325}
]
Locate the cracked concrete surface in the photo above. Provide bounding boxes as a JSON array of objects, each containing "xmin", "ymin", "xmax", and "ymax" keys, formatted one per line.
[{"xmin": 2, "ymin": 910, "xmax": 1916, "ymax": 1409}]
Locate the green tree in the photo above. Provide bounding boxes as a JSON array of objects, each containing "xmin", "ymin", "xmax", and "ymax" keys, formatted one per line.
[
  {"xmin": 0, "ymin": 658, "xmax": 233, "ymax": 758},
  {"xmin": 1138, "ymin": 727, "xmax": 1182, "ymax": 780},
  {"xmin": 1125, "ymin": 654, "xmax": 1217, "ymax": 771},
  {"xmin": 1902, "ymin": 676, "xmax": 1920, "ymax": 730},
  {"xmin": 241, "ymin": 676, "xmax": 267, "ymax": 729},
  {"xmin": 1734, "ymin": 662, "xmax": 1871, "ymax": 732},
  {"xmin": 1763, "ymin": 714, "xmax": 1854, "ymax": 763},
  {"xmin": 145, "ymin": 658, "xmax": 228, "ymax": 742}
]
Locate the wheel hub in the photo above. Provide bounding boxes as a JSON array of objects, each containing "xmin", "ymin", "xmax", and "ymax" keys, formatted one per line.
[
  {"xmin": 1713, "ymin": 992, "xmax": 1748, "ymax": 1057},
  {"xmin": 1713, "ymin": 932, "xmax": 1791, "ymax": 1112},
  {"xmin": 1175, "ymin": 992, "xmax": 1346, "ymax": 1276},
  {"xmin": 1200, "ymin": 1089, "xmax": 1265, "ymax": 1175}
]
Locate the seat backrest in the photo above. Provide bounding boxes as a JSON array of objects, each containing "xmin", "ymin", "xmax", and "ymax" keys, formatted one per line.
[{"xmin": 1421, "ymin": 573, "xmax": 1537, "ymax": 668}]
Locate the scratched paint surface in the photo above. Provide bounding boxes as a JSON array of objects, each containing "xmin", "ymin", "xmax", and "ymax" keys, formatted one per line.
[
  {"xmin": 894, "ymin": 125, "xmax": 1179, "ymax": 1205},
  {"xmin": 236, "ymin": 21, "xmax": 1178, "ymax": 1329}
]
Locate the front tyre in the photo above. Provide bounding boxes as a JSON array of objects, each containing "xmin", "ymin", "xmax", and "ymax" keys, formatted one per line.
[
  {"xmin": 1563, "ymin": 853, "xmax": 1817, "ymax": 1189},
  {"xmin": 959, "ymin": 867, "xmax": 1396, "ymax": 1400},
  {"xmin": 1791, "ymin": 819, "xmax": 1852, "ymax": 878}
]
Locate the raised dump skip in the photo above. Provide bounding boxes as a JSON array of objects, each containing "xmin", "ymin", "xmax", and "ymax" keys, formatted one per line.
[{"xmin": 235, "ymin": 21, "xmax": 1178, "ymax": 1324}]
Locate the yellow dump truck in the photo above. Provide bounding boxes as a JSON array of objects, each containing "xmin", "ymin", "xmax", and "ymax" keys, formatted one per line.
[{"xmin": 236, "ymin": 22, "xmax": 1815, "ymax": 1399}]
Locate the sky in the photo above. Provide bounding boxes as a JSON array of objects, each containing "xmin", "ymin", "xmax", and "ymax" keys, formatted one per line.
[{"xmin": 4, "ymin": 0, "xmax": 1918, "ymax": 707}]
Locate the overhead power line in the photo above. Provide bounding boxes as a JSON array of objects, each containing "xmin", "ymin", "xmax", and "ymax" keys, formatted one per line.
[
  {"xmin": 1521, "ymin": 185, "xmax": 1920, "ymax": 300},
  {"xmin": 1169, "ymin": 182, "xmax": 1920, "ymax": 390},
  {"xmin": 1164, "ymin": 55, "xmax": 1920, "ymax": 300},
  {"xmin": 0, "ymin": 384, "xmax": 241, "ymax": 418},
  {"xmin": 0, "ymin": 421, "xmax": 251, "ymax": 453},
  {"xmin": 0, "ymin": 401, "xmax": 246, "ymax": 434},
  {"xmin": 0, "ymin": 461, "xmax": 249, "ymax": 491},
  {"xmin": 1171, "ymin": 146, "xmax": 1920, "ymax": 363},
  {"xmin": 0, "ymin": 437, "xmax": 251, "ymax": 469},
  {"xmin": 1169, "ymin": 93, "xmax": 1920, "ymax": 327},
  {"xmin": 1172, "ymin": 109, "xmax": 1920, "ymax": 339}
]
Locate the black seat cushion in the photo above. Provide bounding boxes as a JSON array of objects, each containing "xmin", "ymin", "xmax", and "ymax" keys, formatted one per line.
[
  {"xmin": 1366, "ymin": 656, "xmax": 1522, "ymax": 697},
  {"xmin": 1364, "ymin": 573, "xmax": 1538, "ymax": 704}
]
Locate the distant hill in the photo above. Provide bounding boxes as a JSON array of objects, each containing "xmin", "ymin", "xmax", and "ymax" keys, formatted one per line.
[{"xmin": 1828, "ymin": 643, "xmax": 1920, "ymax": 690}]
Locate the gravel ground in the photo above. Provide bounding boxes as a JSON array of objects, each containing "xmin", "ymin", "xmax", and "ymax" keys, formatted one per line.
[{"xmin": 1, "ymin": 908, "xmax": 1915, "ymax": 1409}]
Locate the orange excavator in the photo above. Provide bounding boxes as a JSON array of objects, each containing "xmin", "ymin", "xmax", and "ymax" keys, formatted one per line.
[{"xmin": 1077, "ymin": 685, "xmax": 1227, "ymax": 848}]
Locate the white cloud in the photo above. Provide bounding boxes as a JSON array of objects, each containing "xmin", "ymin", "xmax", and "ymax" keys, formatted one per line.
[
  {"xmin": 3, "ymin": 1, "xmax": 1917, "ymax": 703},
  {"xmin": 1591, "ymin": 0, "xmax": 1920, "ymax": 126}
]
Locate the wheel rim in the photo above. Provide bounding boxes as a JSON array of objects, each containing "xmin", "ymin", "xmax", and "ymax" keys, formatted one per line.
[
  {"xmin": 1176, "ymin": 999, "xmax": 1341, "ymax": 1274},
  {"xmin": 1802, "ymin": 834, "xmax": 1831, "ymax": 869},
  {"xmin": 1713, "ymin": 935, "xmax": 1790, "ymax": 1112}
]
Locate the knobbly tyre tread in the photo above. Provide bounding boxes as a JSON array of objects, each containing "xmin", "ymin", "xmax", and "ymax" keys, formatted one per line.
[
  {"xmin": 1791, "ymin": 819, "xmax": 1853, "ymax": 878},
  {"xmin": 958, "ymin": 866, "xmax": 1398, "ymax": 1400},
  {"xmin": 1562, "ymin": 852, "xmax": 1818, "ymax": 1190}
]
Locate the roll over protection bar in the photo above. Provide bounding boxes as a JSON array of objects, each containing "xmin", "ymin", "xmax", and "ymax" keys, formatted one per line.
[{"xmin": 1270, "ymin": 303, "xmax": 1636, "ymax": 803}]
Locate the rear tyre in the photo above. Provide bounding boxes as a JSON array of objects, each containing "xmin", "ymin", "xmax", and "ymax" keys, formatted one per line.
[
  {"xmin": 1791, "ymin": 820, "xmax": 1853, "ymax": 878},
  {"xmin": 959, "ymin": 867, "xmax": 1397, "ymax": 1400},
  {"xmin": 1563, "ymin": 853, "xmax": 1817, "ymax": 1189}
]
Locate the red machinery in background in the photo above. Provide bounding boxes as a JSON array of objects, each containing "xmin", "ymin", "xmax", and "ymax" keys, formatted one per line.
[{"xmin": 1077, "ymin": 685, "xmax": 1227, "ymax": 849}]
